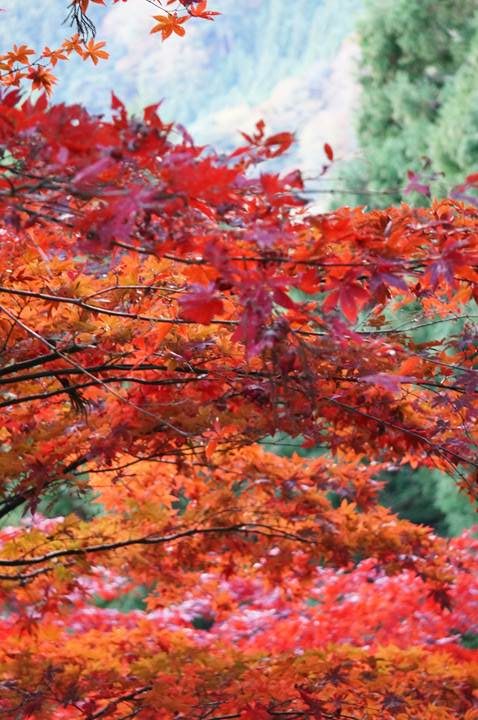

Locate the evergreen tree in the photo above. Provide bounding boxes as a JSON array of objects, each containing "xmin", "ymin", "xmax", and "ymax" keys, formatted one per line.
[{"xmin": 341, "ymin": 0, "xmax": 478, "ymax": 206}]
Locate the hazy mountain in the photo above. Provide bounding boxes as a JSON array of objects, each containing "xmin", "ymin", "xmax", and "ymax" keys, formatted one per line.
[{"xmin": 1, "ymin": 0, "xmax": 363, "ymax": 180}]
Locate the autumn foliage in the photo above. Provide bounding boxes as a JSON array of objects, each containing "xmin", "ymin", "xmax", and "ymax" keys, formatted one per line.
[{"xmin": 0, "ymin": 3, "xmax": 477, "ymax": 719}]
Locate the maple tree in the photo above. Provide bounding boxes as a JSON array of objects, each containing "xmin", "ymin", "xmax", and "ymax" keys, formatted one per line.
[{"xmin": 0, "ymin": 4, "xmax": 477, "ymax": 720}]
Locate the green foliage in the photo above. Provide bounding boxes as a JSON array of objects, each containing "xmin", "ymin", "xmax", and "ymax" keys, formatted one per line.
[
  {"xmin": 341, "ymin": 0, "xmax": 478, "ymax": 205},
  {"xmin": 40, "ymin": 483, "xmax": 103, "ymax": 521},
  {"xmin": 94, "ymin": 586, "xmax": 150, "ymax": 612},
  {"xmin": 461, "ymin": 631, "xmax": 478, "ymax": 649},
  {"xmin": 380, "ymin": 467, "xmax": 476, "ymax": 537},
  {"xmin": 191, "ymin": 614, "xmax": 215, "ymax": 631},
  {"xmin": 0, "ymin": 481, "xmax": 101, "ymax": 528},
  {"xmin": 429, "ymin": 33, "xmax": 478, "ymax": 184}
]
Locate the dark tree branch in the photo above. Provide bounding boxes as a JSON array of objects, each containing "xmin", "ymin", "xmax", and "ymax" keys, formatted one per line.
[{"xmin": 0, "ymin": 523, "xmax": 314, "ymax": 569}]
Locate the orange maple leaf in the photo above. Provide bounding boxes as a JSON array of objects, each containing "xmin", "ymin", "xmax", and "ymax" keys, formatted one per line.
[
  {"xmin": 4, "ymin": 44, "xmax": 35, "ymax": 66},
  {"xmin": 151, "ymin": 13, "xmax": 189, "ymax": 40},
  {"xmin": 82, "ymin": 39, "xmax": 109, "ymax": 65},
  {"xmin": 0, "ymin": 70, "xmax": 24, "ymax": 87},
  {"xmin": 62, "ymin": 34, "xmax": 85, "ymax": 56},
  {"xmin": 41, "ymin": 46, "xmax": 68, "ymax": 67},
  {"xmin": 27, "ymin": 66, "xmax": 57, "ymax": 95}
]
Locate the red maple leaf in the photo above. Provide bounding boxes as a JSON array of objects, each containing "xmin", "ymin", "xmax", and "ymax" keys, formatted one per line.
[{"xmin": 180, "ymin": 283, "xmax": 224, "ymax": 323}]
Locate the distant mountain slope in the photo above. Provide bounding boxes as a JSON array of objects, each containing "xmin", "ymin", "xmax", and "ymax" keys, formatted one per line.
[{"xmin": 1, "ymin": 0, "xmax": 363, "ymax": 177}]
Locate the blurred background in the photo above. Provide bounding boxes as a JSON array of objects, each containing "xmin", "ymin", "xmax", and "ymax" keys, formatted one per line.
[
  {"xmin": 3, "ymin": 0, "xmax": 478, "ymax": 204},
  {"xmin": 1, "ymin": 0, "xmax": 361, "ymax": 187}
]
